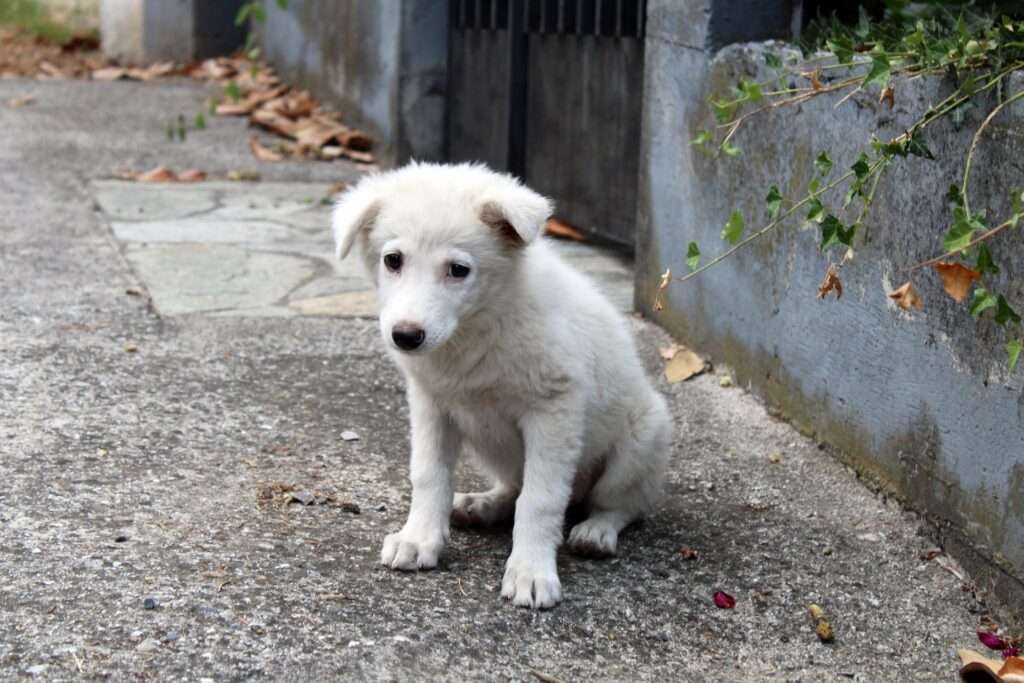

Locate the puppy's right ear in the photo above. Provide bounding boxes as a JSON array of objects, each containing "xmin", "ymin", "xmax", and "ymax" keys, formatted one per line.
[{"xmin": 332, "ymin": 183, "xmax": 382, "ymax": 259}]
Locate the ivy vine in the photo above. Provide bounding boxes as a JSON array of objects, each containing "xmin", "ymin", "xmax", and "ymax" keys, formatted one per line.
[{"xmin": 661, "ymin": 2, "xmax": 1024, "ymax": 373}]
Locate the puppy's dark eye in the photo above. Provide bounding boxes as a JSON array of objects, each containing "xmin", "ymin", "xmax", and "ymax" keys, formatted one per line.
[
  {"xmin": 448, "ymin": 262, "xmax": 471, "ymax": 279},
  {"xmin": 383, "ymin": 252, "xmax": 403, "ymax": 272}
]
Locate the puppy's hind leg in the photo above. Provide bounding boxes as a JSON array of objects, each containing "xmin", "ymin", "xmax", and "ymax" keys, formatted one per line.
[
  {"xmin": 568, "ymin": 396, "xmax": 671, "ymax": 558},
  {"xmin": 451, "ymin": 484, "xmax": 517, "ymax": 528}
]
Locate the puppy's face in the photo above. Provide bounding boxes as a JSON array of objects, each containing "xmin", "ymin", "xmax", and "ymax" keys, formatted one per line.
[{"xmin": 332, "ymin": 164, "xmax": 552, "ymax": 354}]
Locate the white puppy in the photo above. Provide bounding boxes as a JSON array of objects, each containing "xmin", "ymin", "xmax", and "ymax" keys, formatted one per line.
[{"xmin": 333, "ymin": 162, "xmax": 671, "ymax": 609}]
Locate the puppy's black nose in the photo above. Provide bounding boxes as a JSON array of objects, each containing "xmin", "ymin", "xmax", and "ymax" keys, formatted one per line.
[{"xmin": 392, "ymin": 324, "xmax": 426, "ymax": 351}]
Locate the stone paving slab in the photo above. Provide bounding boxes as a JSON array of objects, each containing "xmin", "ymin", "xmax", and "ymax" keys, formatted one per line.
[{"xmin": 93, "ymin": 180, "xmax": 636, "ymax": 318}]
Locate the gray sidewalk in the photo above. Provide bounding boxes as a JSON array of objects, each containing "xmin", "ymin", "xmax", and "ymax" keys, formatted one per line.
[{"xmin": 0, "ymin": 78, "xmax": 987, "ymax": 681}]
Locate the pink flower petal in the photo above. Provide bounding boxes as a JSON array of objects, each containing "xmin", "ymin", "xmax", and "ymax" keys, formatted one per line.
[
  {"xmin": 1003, "ymin": 646, "xmax": 1021, "ymax": 659},
  {"xmin": 978, "ymin": 630, "xmax": 1008, "ymax": 650},
  {"xmin": 713, "ymin": 591, "xmax": 736, "ymax": 609}
]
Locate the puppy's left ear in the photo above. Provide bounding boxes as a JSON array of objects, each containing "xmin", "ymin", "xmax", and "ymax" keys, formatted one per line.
[
  {"xmin": 332, "ymin": 181, "xmax": 382, "ymax": 259},
  {"xmin": 479, "ymin": 180, "xmax": 553, "ymax": 246}
]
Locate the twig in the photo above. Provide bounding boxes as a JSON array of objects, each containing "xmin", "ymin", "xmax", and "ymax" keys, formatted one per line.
[
  {"xmin": 529, "ymin": 668, "xmax": 566, "ymax": 683},
  {"xmin": 908, "ymin": 218, "xmax": 1015, "ymax": 271},
  {"xmin": 961, "ymin": 88, "xmax": 1024, "ymax": 215}
]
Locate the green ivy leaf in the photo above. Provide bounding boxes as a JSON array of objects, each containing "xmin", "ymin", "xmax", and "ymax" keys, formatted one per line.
[
  {"xmin": 765, "ymin": 52, "xmax": 782, "ymax": 69},
  {"xmin": 969, "ymin": 288, "xmax": 998, "ymax": 317},
  {"xmin": 851, "ymin": 154, "xmax": 871, "ymax": 180},
  {"xmin": 806, "ymin": 197, "xmax": 825, "ymax": 224},
  {"xmin": 995, "ymin": 295, "xmax": 1021, "ymax": 325},
  {"xmin": 766, "ymin": 185, "xmax": 783, "ymax": 220},
  {"xmin": 235, "ymin": 2, "xmax": 266, "ymax": 26},
  {"xmin": 827, "ymin": 37, "xmax": 854, "ymax": 64},
  {"xmin": 975, "ymin": 243, "xmax": 999, "ymax": 274},
  {"xmin": 225, "ymin": 80, "xmax": 242, "ymax": 103},
  {"xmin": 690, "ymin": 130, "xmax": 712, "ymax": 146},
  {"xmin": 740, "ymin": 79, "xmax": 763, "ymax": 104},
  {"xmin": 276, "ymin": 0, "xmax": 289, "ymax": 8},
  {"xmin": 1012, "ymin": 189, "xmax": 1024, "ymax": 226},
  {"xmin": 721, "ymin": 141, "xmax": 742, "ymax": 157},
  {"xmin": 194, "ymin": 111, "xmax": 206, "ymax": 130},
  {"xmin": 944, "ymin": 207, "xmax": 980, "ymax": 253},
  {"xmin": 1009, "ymin": 339, "xmax": 1023, "ymax": 372},
  {"xmin": 687, "ymin": 242, "xmax": 701, "ymax": 271},
  {"xmin": 820, "ymin": 215, "xmax": 855, "ymax": 251},
  {"xmin": 906, "ymin": 132, "xmax": 936, "ymax": 160},
  {"xmin": 721, "ymin": 210, "xmax": 745, "ymax": 245},
  {"xmin": 711, "ymin": 99, "xmax": 736, "ymax": 124},
  {"xmin": 863, "ymin": 54, "xmax": 891, "ymax": 89},
  {"xmin": 815, "ymin": 151, "xmax": 833, "ymax": 176},
  {"xmin": 808, "ymin": 178, "xmax": 821, "ymax": 195}
]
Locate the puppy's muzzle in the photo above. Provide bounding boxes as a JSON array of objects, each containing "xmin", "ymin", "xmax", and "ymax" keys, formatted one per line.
[{"xmin": 392, "ymin": 323, "xmax": 426, "ymax": 351}]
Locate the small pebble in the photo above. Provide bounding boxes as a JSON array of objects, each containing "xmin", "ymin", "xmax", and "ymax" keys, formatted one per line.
[
  {"xmin": 341, "ymin": 430, "xmax": 360, "ymax": 442},
  {"xmin": 376, "ymin": 503, "xmax": 387, "ymax": 512},
  {"xmin": 137, "ymin": 638, "xmax": 160, "ymax": 653},
  {"xmin": 143, "ymin": 597, "xmax": 158, "ymax": 610},
  {"xmin": 114, "ymin": 535, "xmax": 128, "ymax": 543},
  {"xmin": 124, "ymin": 343, "xmax": 138, "ymax": 353},
  {"xmin": 25, "ymin": 665, "xmax": 48, "ymax": 676},
  {"xmin": 719, "ymin": 375, "xmax": 734, "ymax": 388},
  {"xmin": 163, "ymin": 631, "xmax": 181, "ymax": 643}
]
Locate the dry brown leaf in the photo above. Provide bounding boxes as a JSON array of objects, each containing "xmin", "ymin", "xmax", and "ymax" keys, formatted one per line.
[
  {"xmin": 664, "ymin": 349, "xmax": 706, "ymax": 384},
  {"xmin": 92, "ymin": 66, "xmax": 126, "ymax": 81},
  {"xmin": 805, "ymin": 69, "xmax": 823, "ymax": 91},
  {"xmin": 817, "ymin": 266, "xmax": 843, "ymax": 300},
  {"xmin": 544, "ymin": 218, "xmax": 586, "ymax": 241},
  {"xmin": 933, "ymin": 261, "xmax": 981, "ymax": 303},
  {"xmin": 251, "ymin": 108, "xmax": 299, "ymax": 138},
  {"xmin": 888, "ymin": 281, "xmax": 923, "ymax": 311},
  {"xmin": 294, "ymin": 116, "xmax": 348, "ymax": 148},
  {"xmin": 177, "ymin": 169, "xmax": 207, "ymax": 182},
  {"xmin": 880, "ymin": 85, "xmax": 895, "ymax": 108},
  {"xmin": 959, "ymin": 649, "xmax": 1024, "ymax": 682},
  {"xmin": 196, "ymin": 58, "xmax": 235, "ymax": 80},
  {"xmin": 8, "ymin": 94, "xmax": 34, "ymax": 107},
  {"xmin": 218, "ymin": 85, "xmax": 288, "ymax": 116},
  {"xmin": 136, "ymin": 166, "xmax": 177, "ymax": 183},
  {"xmin": 249, "ymin": 135, "xmax": 284, "ymax": 162},
  {"xmin": 38, "ymin": 61, "xmax": 66, "ymax": 79},
  {"xmin": 341, "ymin": 148, "xmax": 375, "ymax": 163}
]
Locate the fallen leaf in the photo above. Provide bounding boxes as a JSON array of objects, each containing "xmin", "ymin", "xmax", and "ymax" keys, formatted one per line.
[
  {"xmin": 339, "ymin": 148, "xmax": 375, "ymax": 163},
  {"xmin": 815, "ymin": 619, "xmax": 835, "ymax": 643},
  {"xmin": 768, "ymin": 452, "xmax": 783, "ymax": 464},
  {"xmin": 980, "ymin": 631, "xmax": 1010, "ymax": 651},
  {"xmin": 888, "ymin": 281, "xmax": 924, "ymax": 311},
  {"xmin": 9, "ymin": 94, "xmax": 34, "ymax": 107},
  {"xmin": 719, "ymin": 375, "xmax": 734, "ymax": 388},
  {"xmin": 529, "ymin": 669, "xmax": 566, "ymax": 683},
  {"xmin": 817, "ymin": 266, "xmax": 843, "ymax": 300},
  {"xmin": 933, "ymin": 262, "xmax": 981, "ymax": 303},
  {"xmin": 713, "ymin": 591, "xmax": 736, "ymax": 609},
  {"xmin": 136, "ymin": 166, "xmax": 177, "ymax": 183},
  {"xmin": 92, "ymin": 66, "xmax": 126, "ymax": 81},
  {"xmin": 177, "ymin": 169, "xmax": 207, "ymax": 182},
  {"xmin": 879, "ymin": 85, "xmax": 895, "ymax": 108},
  {"xmin": 960, "ymin": 649, "xmax": 1024, "ymax": 682},
  {"xmin": 544, "ymin": 218, "xmax": 586, "ymax": 241},
  {"xmin": 251, "ymin": 108, "xmax": 299, "ymax": 138},
  {"xmin": 664, "ymin": 349, "xmax": 706, "ymax": 383},
  {"xmin": 808, "ymin": 604, "xmax": 825, "ymax": 620},
  {"xmin": 804, "ymin": 69, "xmax": 823, "ymax": 91},
  {"xmin": 38, "ymin": 61, "xmax": 66, "ymax": 79},
  {"xmin": 679, "ymin": 547, "xmax": 698, "ymax": 560},
  {"xmin": 124, "ymin": 343, "xmax": 137, "ymax": 353},
  {"xmin": 249, "ymin": 135, "xmax": 284, "ymax": 161}
]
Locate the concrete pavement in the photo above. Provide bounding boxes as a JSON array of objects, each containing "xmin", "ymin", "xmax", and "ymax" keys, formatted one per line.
[{"xmin": 0, "ymin": 77, "xmax": 992, "ymax": 681}]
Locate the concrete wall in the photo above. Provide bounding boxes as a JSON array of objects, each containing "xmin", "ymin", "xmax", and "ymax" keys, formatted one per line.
[
  {"xmin": 261, "ymin": 0, "xmax": 447, "ymax": 165},
  {"xmin": 637, "ymin": 5, "xmax": 1024, "ymax": 612},
  {"xmin": 100, "ymin": 0, "xmax": 246, "ymax": 64}
]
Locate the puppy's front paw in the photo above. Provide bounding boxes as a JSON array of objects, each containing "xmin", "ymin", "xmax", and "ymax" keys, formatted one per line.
[
  {"xmin": 500, "ymin": 555, "xmax": 561, "ymax": 609},
  {"xmin": 380, "ymin": 527, "xmax": 445, "ymax": 571}
]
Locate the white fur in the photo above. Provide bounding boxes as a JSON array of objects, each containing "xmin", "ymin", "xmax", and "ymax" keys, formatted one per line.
[{"xmin": 333, "ymin": 162, "xmax": 671, "ymax": 609}]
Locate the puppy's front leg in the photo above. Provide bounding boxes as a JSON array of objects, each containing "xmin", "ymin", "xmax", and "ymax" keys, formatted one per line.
[
  {"xmin": 502, "ymin": 403, "xmax": 582, "ymax": 609},
  {"xmin": 381, "ymin": 382, "xmax": 460, "ymax": 571}
]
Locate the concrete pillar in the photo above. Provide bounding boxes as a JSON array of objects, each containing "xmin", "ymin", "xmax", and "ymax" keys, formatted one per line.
[
  {"xmin": 100, "ymin": 0, "xmax": 247, "ymax": 65},
  {"xmin": 261, "ymin": 0, "xmax": 448, "ymax": 165}
]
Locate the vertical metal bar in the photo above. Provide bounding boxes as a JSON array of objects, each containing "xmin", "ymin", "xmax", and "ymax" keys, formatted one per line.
[
  {"xmin": 595, "ymin": 0, "xmax": 601, "ymax": 37},
  {"xmin": 475, "ymin": 0, "xmax": 481, "ymax": 29},
  {"xmin": 557, "ymin": 0, "xmax": 565, "ymax": 33},
  {"xmin": 491, "ymin": 0, "xmax": 498, "ymax": 30},
  {"xmin": 638, "ymin": 0, "xmax": 645, "ymax": 38},
  {"xmin": 615, "ymin": 0, "xmax": 623, "ymax": 37},
  {"xmin": 507, "ymin": 0, "xmax": 529, "ymax": 178}
]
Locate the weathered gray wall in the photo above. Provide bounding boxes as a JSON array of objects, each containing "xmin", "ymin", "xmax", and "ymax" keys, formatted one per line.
[
  {"xmin": 261, "ymin": 0, "xmax": 447, "ymax": 165},
  {"xmin": 100, "ymin": 0, "xmax": 246, "ymax": 64},
  {"xmin": 638, "ymin": 7, "xmax": 1024, "ymax": 612}
]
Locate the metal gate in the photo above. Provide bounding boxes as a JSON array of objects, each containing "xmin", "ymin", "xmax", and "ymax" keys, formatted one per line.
[{"xmin": 447, "ymin": 0, "xmax": 647, "ymax": 248}]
